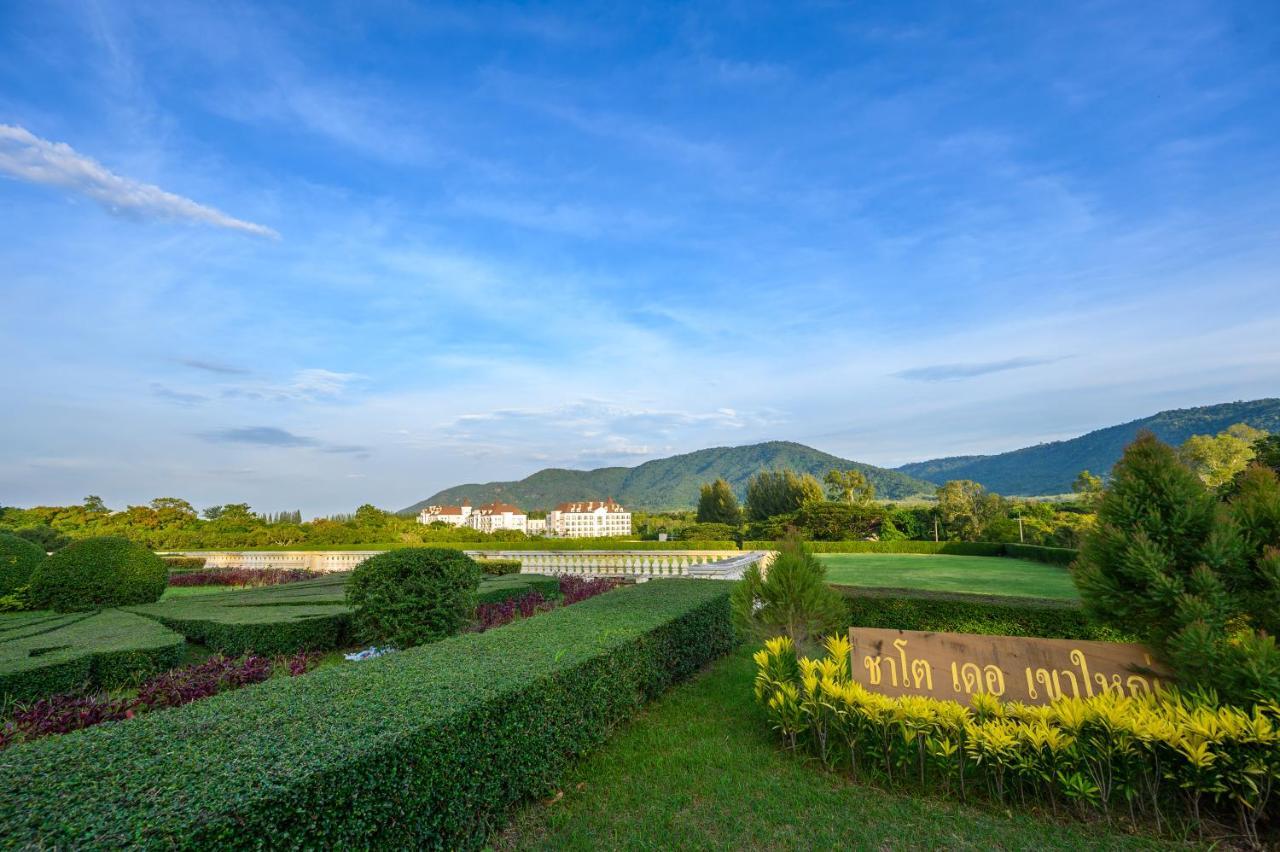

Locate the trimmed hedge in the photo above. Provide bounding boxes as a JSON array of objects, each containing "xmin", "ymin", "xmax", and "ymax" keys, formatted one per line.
[
  {"xmin": 838, "ymin": 587, "xmax": 1132, "ymax": 642},
  {"xmin": 474, "ymin": 557, "xmax": 522, "ymax": 575},
  {"xmin": 0, "ymin": 609, "xmax": 185, "ymax": 705},
  {"xmin": 30, "ymin": 537, "xmax": 167, "ymax": 612},
  {"xmin": 346, "ymin": 548, "xmax": 480, "ymax": 648},
  {"xmin": 1001, "ymin": 542, "xmax": 1077, "ymax": 566},
  {"xmin": 205, "ymin": 540, "xmax": 742, "ymax": 552},
  {"xmin": 0, "ymin": 579, "xmax": 733, "ymax": 848},
  {"xmin": 476, "ymin": 574, "xmax": 560, "ymax": 605},
  {"xmin": 0, "ymin": 534, "xmax": 44, "ymax": 596},
  {"xmin": 745, "ymin": 540, "xmax": 1006, "ymax": 555},
  {"xmin": 160, "ymin": 556, "xmax": 208, "ymax": 573}
]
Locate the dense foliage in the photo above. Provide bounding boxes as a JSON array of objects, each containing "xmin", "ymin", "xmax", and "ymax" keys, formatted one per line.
[
  {"xmin": 840, "ymin": 588, "xmax": 1127, "ymax": 641},
  {"xmin": 346, "ymin": 548, "xmax": 481, "ymax": 648},
  {"xmin": 696, "ymin": 477, "xmax": 742, "ymax": 525},
  {"xmin": 897, "ymin": 397, "xmax": 1280, "ymax": 495},
  {"xmin": 0, "ymin": 534, "xmax": 43, "ymax": 597},
  {"xmin": 1, "ymin": 651, "xmax": 318, "ymax": 750},
  {"xmin": 167, "ymin": 567, "xmax": 319, "ymax": 587},
  {"xmin": 0, "ymin": 610, "xmax": 185, "ymax": 705},
  {"xmin": 474, "ymin": 557, "xmax": 522, "ymax": 575},
  {"xmin": 755, "ymin": 636, "xmax": 1279, "ymax": 845},
  {"xmin": 1076, "ymin": 432, "xmax": 1280, "ymax": 705},
  {"xmin": 0, "ymin": 580, "xmax": 733, "ymax": 848},
  {"xmin": 30, "ymin": 537, "xmax": 167, "ymax": 612},
  {"xmin": 744, "ymin": 469, "xmax": 824, "ymax": 522},
  {"xmin": 731, "ymin": 537, "xmax": 845, "ymax": 650}
]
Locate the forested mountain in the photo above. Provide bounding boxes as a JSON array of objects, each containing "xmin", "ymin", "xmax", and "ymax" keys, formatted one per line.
[
  {"xmin": 897, "ymin": 398, "xmax": 1280, "ymax": 495},
  {"xmin": 401, "ymin": 441, "xmax": 935, "ymax": 513}
]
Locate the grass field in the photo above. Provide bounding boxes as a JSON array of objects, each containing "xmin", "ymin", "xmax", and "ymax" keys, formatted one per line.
[
  {"xmin": 818, "ymin": 553, "xmax": 1079, "ymax": 600},
  {"xmin": 495, "ymin": 646, "xmax": 1159, "ymax": 851}
]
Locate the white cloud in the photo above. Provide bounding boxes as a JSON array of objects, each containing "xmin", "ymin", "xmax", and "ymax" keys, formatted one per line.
[{"xmin": 0, "ymin": 124, "xmax": 279, "ymax": 239}]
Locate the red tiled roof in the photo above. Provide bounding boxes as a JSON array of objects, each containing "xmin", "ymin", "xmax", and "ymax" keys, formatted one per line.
[
  {"xmin": 422, "ymin": 505, "xmax": 465, "ymax": 516},
  {"xmin": 475, "ymin": 501, "xmax": 525, "ymax": 515}
]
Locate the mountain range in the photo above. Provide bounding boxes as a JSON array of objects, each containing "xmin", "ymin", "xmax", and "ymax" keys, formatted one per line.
[{"xmin": 401, "ymin": 398, "xmax": 1280, "ymax": 512}]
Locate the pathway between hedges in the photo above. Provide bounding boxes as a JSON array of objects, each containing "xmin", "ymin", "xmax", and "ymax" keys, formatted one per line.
[{"xmin": 494, "ymin": 646, "xmax": 1176, "ymax": 851}]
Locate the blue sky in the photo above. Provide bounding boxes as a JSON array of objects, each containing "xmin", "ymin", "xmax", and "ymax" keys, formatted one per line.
[{"xmin": 2, "ymin": 1, "xmax": 1279, "ymax": 517}]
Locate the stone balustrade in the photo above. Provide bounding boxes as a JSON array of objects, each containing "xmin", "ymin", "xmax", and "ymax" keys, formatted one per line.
[{"xmin": 168, "ymin": 548, "xmax": 769, "ymax": 581}]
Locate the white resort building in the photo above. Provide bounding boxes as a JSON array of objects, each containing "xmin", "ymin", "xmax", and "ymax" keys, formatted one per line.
[
  {"xmin": 418, "ymin": 500, "xmax": 528, "ymax": 534},
  {"xmin": 546, "ymin": 499, "xmax": 632, "ymax": 538},
  {"xmin": 419, "ymin": 497, "xmax": 630, "ymax": 538}
]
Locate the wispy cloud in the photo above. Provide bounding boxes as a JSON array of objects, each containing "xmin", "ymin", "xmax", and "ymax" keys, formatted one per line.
[
  {"xmin": 223, "ymin": 369, "xmax": 362, "ymax": 402},
  {"xmin": 179, "ymin": 358, "xmax": 250, "ymax": 375},
  {"xmin": 150, "ymin": 383, "xmax": 209, "ymax": 406},
  {"xmin": 0, "ymin": 124, "xmax": 279, "ymax": 239},
  {"xmin": 893, "ymin": 356, "xmax": 1061, "ymax": 383},
  {"xmin": 200, "ymin": 426, "xmax": 317, "ymax": 447}
]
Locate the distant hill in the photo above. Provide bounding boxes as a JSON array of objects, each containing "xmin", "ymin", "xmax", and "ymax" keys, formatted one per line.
[
  {"xmin": 400, "ymin": 441, "xmax": 935, "ymax": 514},
  {"xmin": 897, "ymin": 398, "xmax": 1280, "ymax": 495}
]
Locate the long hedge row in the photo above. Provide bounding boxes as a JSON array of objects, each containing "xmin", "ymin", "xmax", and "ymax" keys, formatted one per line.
[
  {"xmin": 214, "ymin": 540, "xmax": 740, "ymax": 553},
  {"xmin": 839, "ymin": 587, "xmax": 1131, "ymax": 642},
  {"xmin": 0, "ymin": 610, "xmax": 185, "ymax": 705},
  {"xmin": 745, "ymin": 540, "xmax": 1006, "ymax": 555},
  {"xmin": 1000, "ymin": 542, "xmax": 1078, "ymax": 566},
  {"xmin": 0, "ymin": 579, "xmax": 733, "ymax": 848}
]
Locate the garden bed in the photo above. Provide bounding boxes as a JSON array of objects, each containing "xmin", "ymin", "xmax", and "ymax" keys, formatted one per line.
[
  {"xmin": 0, "ymin": 579, "xmax": 733, "ymax": 848},
  {"xmin": 0, "ymin": 610, "xmax": 185, "ymax": 705}
]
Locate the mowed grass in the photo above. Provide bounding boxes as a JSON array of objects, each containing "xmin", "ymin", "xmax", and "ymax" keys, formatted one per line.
[
  {"xmin": 818, "ymin": 553, "xmax": 1079, "ymax": 600},
  {"xmin": 495, "ymin": 646, "xmax": 1162, "ymax": 851}
]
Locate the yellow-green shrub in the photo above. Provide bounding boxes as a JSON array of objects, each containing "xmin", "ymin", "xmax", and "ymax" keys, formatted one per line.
[{"xmin": 753, "ymin": 637, "xmax": 1280, "ymax": 845}]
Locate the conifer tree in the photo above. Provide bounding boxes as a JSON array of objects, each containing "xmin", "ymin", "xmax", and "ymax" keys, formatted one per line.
[
  {"xmin": 696, "ymin": 478, "xmax": 742, "ymax": 525},
  {"xmin": 1075, "ymin": 432, "xmax": 1280, "ymax": 704}
]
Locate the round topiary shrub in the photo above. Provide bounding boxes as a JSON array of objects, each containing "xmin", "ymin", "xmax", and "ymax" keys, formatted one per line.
[
  {"xmin": 346, "ymin": 548, "xmax": 481, "ymax": 648},
  {"xmin": 0, "ymin": 533, "xmax": 45, "ymax": 596},
  {"xmin": 30, "ymin": 536, "xmax": 168, "ymax": 612}
]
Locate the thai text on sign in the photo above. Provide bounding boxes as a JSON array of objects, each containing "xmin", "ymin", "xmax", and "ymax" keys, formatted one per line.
[{"xmin": 848, "ymin": 627, "xmax": 1171, "ymax": 706}]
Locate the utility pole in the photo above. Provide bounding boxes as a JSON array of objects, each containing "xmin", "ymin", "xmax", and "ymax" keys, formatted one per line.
[
  {"xmin": 1017, "ymin": 516, "xmax": 1025, "ymax": 543},
  {"xmin": 934, "ymin": 518, "xmax": 939, "ymax": 542}
]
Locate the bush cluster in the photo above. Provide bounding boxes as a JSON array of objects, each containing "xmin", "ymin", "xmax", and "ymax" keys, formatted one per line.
[
  {"xmin": 755, "ymin": 636, "xmax": 1279, "ymax": 845},
  {"xmin": 0, "ymin": 579, "xmax": 733, "ymax": 848},
  {"xmin": 743, "ymin": 540, "xmax": 1007, "ymax": 556},
  {"xmin": 30, "ymin": 537, "xmax": 167, "ymax": 612},
  {"xmin": 346, "ymin": 548, "xmax": 481, "ymax": 648},
  {"xmin": 0, "ymin": 535, "xmax": 43, "ymax": 597}
]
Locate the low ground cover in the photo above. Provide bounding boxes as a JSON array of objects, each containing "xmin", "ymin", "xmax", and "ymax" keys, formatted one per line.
[
  {"xmin": 496, "ymin": 645, "xmax": 1159, "ymax": 851},
  {"xmin": 819, "ymin": 553, "xmax": 1079, "ymax": 600},
  {"xmin": 0, "ymin": 609, "xmax": 184, "ymax": 705},
  {"xmin": 0, "ymin": 579, "xmax": 733, "ymax": 848}
]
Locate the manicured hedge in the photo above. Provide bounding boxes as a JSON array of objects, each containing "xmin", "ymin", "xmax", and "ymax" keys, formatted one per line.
[
  {"xmin": 129, "ymin": 597, "xmax": 351, "ymax": 657},
  {"xmin": 0, "ymin": 609, "xmax": 185, "ymax": 705},
  {"xmin": 0, "ymin": 579, "xmax": 733, "ymax": 848},
  {"xmin": 1001, "ymin": 543, "xmax": 1078, "ymax": 566},
  {"xmin": 160, "ymin": 555, "xmax": 208, "ymax": 573},
  {"xmin": 476, "ymin": 574, "xmax": 560, "ymax": 604},
  {"xmin": 744, "ymin": 540, "xmax": 1006, "ymax": 556},
  {"xmin": 838, "ymin": 586, "xmax": 1131, "ymax": 642},
  {"xmin": 474, "ymin": 557, "xmax": 522, "ymax": 575},
  {"xmin": 210, "ymin": 540, "xmax": 741, "ymax": 552},
  {"xmin": 0, "ymin": 534, "xmax": 44, "ymax": 596},
  {"xmin": 31, "ymin": 537, "xmax": 168, "ymax": 612}
]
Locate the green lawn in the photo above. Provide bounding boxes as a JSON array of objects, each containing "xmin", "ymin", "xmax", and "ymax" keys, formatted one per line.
[
  {"xmin": 818, "ymin": 553, "xmax": 1079, "ymax": 600},
  {"xmin": 495, "ymin": 646, "xmax": 1162, "ymax": 851}
]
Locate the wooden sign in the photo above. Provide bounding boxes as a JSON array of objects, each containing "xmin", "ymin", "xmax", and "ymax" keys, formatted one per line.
[{"xmin": 848, "ymin": 627, "xmax": 1172, "ymax": 705}]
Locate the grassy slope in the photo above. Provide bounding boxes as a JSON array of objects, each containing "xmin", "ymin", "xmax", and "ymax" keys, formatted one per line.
[
  {"xmin": 496, "ymin": 647, "xmax": 1160, "ymax": 851},
  {"xmin": 818, "ymin": 553, "xmax": 1079, "ymax": 600},
  {"xmin": 897, "ymin": 397, "xmax": 1280, "ymax": 494}
]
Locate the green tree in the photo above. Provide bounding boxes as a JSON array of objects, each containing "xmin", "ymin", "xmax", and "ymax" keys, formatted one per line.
[
  {"xmin": 935, "ymin": 480, "xmax": 1004, "ymax": 541},
  {"xmin": 745, "ymin": 469, "xmax": 824, "ymax": 522},
  {"xmin": 83, "ymin": 495, "xmax": 108, "ymax": 514},
  {"xmin": 1179, "ymin": 423, "xmax": 1268, "ymax": 489},
  {"xmin": 1075, "ymin": 432, "xmax": 1280, "ymax": 705},
  {"xmin": 1071, "ymin": 470, "xmax": 1104, "ymax": 510},
  {"xmin": 696, "ymin": 478, "xmax": 742, "ymax": 525},
  {"xmin": 730, "ymin": 535, "xmax": 845, "ymax": 651},
  {"xmin": 823, "ymin": 468, "xmax": 876, "ymax": 505}
]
